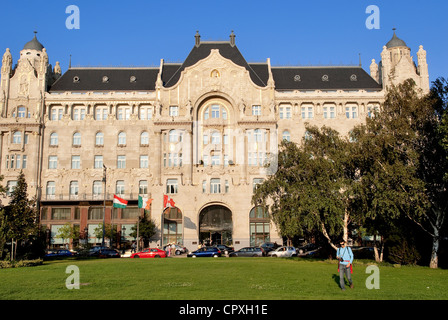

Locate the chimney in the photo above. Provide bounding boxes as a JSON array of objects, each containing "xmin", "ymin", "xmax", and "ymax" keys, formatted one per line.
[
  {"xmin": 195, "ymin": 31, "xmax": 201, "ymax": 47},
  {"xmin": 230, "ymin": 30, "xmax": 236, "ymax": 47}
]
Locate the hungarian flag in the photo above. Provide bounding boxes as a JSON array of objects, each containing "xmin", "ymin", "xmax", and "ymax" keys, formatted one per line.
[
  {"xmin": 138, "ymin": 196, "xmax": 153, "ymax": 210},
  {"xmin": 113, "ymin": 195, "xmax": 128, "ymax": 208},
  {"xmin": 163, "ymin": 194, "xmax": 175, "ymax": 208}
]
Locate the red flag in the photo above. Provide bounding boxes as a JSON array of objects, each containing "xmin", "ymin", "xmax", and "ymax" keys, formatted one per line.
[{"xmin": 163, "ymin": 194, "xmax": 175, "ymax": 208}]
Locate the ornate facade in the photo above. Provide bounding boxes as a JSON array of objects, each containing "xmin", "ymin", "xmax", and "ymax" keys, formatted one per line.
[{"xmin": 0, "ymin": 31, "xmax": 429, "ymax": 250}]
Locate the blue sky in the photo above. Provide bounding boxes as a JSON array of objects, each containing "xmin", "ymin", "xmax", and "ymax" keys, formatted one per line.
[{"xmin": 0, "ymin": 0, "xmax": 446, "ymax": 84}]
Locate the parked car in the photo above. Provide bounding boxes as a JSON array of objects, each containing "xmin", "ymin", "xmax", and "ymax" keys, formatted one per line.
[
  {"xmin": 45, "ymin": 249, "xmax": 77, "ymax": 258},
  {"xmin": 260, "ymin": 242, "xmax": 279, "ymax": 255},
  {"xmin": 229, "ymin": 247, "xmax": 264, "ymax": 257},
  {"xmin": 131, "ymin": 248, "xmax": 167, "ymax": 258},
  {"xmin": 296, "ymin": 243, "xmax": 317, "ymax": 255},
  {"xmin": 98, "ymin": 248, "xmax": 121, "ymax": 258},
  {"xmin": 163, "ymin": 244, "xmax": 188, "ymax": 255},
  {"xmin": 187, "ymin": 246, "xmax": 221, "ymax": 258},
  {"xmin": 267, "ymin": 246, "xmax": 297, "ymax": 257},
  {"xmin": 88, "ymin": 246, "xmax": 109, "ymax": 257},
  {"xmin": 213, "ymin": 244, "xmax": 234, "ymax": 255}
]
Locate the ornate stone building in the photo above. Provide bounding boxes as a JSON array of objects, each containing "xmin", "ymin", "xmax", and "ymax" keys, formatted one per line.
[{"xmin": 0, "ymin": 30, "xmax": 429, "ymax": 250}]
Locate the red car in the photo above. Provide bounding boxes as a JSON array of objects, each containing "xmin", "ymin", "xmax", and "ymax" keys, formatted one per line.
[{"xmin": 130, "ymin": 248, "xmax": 167, "ymax": 258}]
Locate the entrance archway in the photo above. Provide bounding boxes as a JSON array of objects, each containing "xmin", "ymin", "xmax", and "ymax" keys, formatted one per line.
[{"xmin": 199, "ymin": 205, "xmax": 232, "ymax": 246}]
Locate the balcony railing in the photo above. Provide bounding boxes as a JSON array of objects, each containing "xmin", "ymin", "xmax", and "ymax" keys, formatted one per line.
[{"xmin": 44, "ymin": 193, "xmax": 140, "ymax": 201}]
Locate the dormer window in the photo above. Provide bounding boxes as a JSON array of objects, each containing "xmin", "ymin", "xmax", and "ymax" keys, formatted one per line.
[
  {"xmin": 211, "ymin": 69, "xmax": 220, "ymax": 78},
  {"xmin": 130, "ymin": 76, "xmax": 136, "ymax": 83},
  {"xmin": 102, "ymin": 76, "xmax": 109, "ymax": 83},
  {"xmin": 73, "ymin": 76, "xmax": 80, "ymax": 83}
]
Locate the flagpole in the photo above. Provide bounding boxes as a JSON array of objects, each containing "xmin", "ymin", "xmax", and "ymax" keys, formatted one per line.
[{"xmin": 102, "ymin": 164, "xmax": 107, "ymax": 247}]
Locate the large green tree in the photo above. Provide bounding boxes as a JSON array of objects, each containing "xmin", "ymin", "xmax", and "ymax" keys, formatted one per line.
[
  {"xmin": 253, "ymin": 125, "xmax": 361, "ymax": 250},
  {"xmin": 1, "ymin": 171, "xmax": 39, "ymax": 260}
]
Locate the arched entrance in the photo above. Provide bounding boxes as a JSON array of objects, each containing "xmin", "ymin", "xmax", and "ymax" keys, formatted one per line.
[{"xmin": 199, "ymin": 205, "xmax": 232, "ymax": 246}]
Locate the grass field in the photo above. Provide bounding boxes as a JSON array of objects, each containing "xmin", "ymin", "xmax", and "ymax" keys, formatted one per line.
[{"xmin": 0, "ymin": 257, "xmax": 447, "ymax": 300}]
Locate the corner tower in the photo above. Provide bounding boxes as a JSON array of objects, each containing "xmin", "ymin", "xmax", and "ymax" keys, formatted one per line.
[{"xmin": 377, "ymin": 29, "xmax": 429, "ymax": 93}]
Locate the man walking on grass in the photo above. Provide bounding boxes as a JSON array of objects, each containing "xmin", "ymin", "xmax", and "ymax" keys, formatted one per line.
[{"xmin": 336, "ymin": 240, "xmax": 354, "ymax": 291}]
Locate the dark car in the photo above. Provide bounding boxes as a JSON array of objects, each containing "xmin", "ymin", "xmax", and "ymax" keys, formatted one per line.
[
  {"xmin": 296, "ymin": 243, "xmax": 317, "ymax": 255},
  {"xmin": 187, "ymin": 246, "xmax": 221, "ymax": 258},
  {"xmin": 88, "ymin": 246, "xmax": 109, "ymax": 257},
  {"xmin": 260, "ymin": 242, "xmax": 279, "ymax": 256},
  {"xmin": 229, "ymin": 247, "xmax": 264, "ymax": 257},
  {"xmin": 98, "ymin": 248, "xmax": 121, "ymax": 258},
  {"xmin": 45, "ymin": 249, "xmax": 76, "ymax": 258},
  {"xmin": 213, "ymin": 244, "xmax": 234, "ymax": 255}
]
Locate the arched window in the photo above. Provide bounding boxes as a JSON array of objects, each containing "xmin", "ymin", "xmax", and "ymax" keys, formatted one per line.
[
  {"xmin": 95, "ymin": 132, "xmax": 104, "ymax": 146},
  {"xmin": 118, "ymin": 132, "xmax": 126, "ymax": 145},
  {"xmin": 72, "ymin": 132, "xmax": 81, "ymax": 146},
  {"xmin": 140, "ymin": 131, "xmax": 149, "ymax": 145},
  {"xmin": 17, "ymin": 106, "xmax": 27, "ymax": 118},
  {"xmin": 12, "ymin": 131, "xmax": 22, "ymax": 144},
  {"xmin": 163, "ymin": 206, "xmax": 183, "ymax": 245},
  {"xmin": 50, "ymin": 132, "xmax": 58, "ymax": 146},
  {"xmin": 282, "ymin": 130, "xmax": 291, "ymax": 142}
]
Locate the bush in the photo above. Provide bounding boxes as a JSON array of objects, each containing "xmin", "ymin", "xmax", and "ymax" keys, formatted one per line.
[{"xmin": 0, "ymin": 259, "xmax": 43, "ymax": 269}]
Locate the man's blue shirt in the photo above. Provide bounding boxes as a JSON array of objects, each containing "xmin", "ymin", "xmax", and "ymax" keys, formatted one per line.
[{"xmin": 336, "ymin": 246, "xmax": 353, "ymax": 265}]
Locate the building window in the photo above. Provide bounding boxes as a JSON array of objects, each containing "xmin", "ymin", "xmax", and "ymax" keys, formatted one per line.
[
  {"xmin": 301, "ymin": 106, "xmax": 314, "ymax": 119},
  {"xmin": 202, "ymin": 180, "xmax": 207, "ymax": 193},
  {"xmin": 17, "ymin": 106, "xmax": 27, "ymax": 118},
  {"xmin": 12, "ymin": 131, "xmax": 22, "ymax": 144},
  {"xmin": 46, "ymin": 181, "xmax": 56, "ymax": 198},
  {"xmin": 346, "ymin": 106, "xmax": 358, "ymax": 119},
  {"xmin": 6, "ymin": 181, "xmax": 17, "ymax": 196},
  {"xmin": 203, "ymin": 104, "xmax": 227, "ymax": 120},
  {"xmin": 48, "ymin": 156, "xmax": 58, "ymax": 169},
  {"xmin": 72, "ymin": 107, "xmax": 86, "ymax": 120},
  {"xmin": 323, "ymin": 105, "xmax": 336, "ymax": 119},
  {"xmin": 282, "ymin": 130, "xmax": 291, "ymax": 142},
  {"xmin": 252, "ymin": 105, "xmax": 261, "ymax": 116},
  {"xmin": 139, "ymin": 180, "xmax": 148, "ymax": 195},
  {"xmin": 166, "ymin": 179, "xmax": 178, "ymax": 194},
  {"xmin": 94, "ymin": 155, "xmax": 103, "ymax": 169},
  {"xmin": 169, "ymin": 106, "xmax": 179, "ymax": 117},
  {"xmin": 253, "ymin": 178, "xmax": 265, "ymax": 192},
  {"xmin": 279, "ymin": 105, "xmax": 291, "ymax": 119},
  {"xmin": 210, "ymin": 178, "xmax": 221, "ymax": 194},
  {"xmin": 88, "ymin": 207, "xmax": 104, "ymax": 220},
  {"xmin": 50, "ymin": 133, "xmax": 58, "ymax": 146},
  {"xmin": 163, "ymin": 206, "xmax": 183, "ymax": 245},
  {"xmin": 117, "ymin": 106, "xmax": 131, "ymax": 120},
  {"xmin": 117, "ymin": 155, "xmax": 126, "ymax": 169},
  {"xmin": 139, "ymin": 106, "xmax": 152, "ymax": 120},
  {"xmin": 72, "ymin": 132, "xmax": 81, "ymax": 146},
  {"xmin": 93, "ymin": 181, "xmax": 103, "ymax": 198},
  {"xmin": 116, "ymin": 180, "xmax": 125, "ymax": 195},
  {"xmin": 51, "ymin": 107, "xmax": 64, "ymax": 121},
  {"xmin": 140, "ymin": 131, "xmax": 149, "ymax": 145},
  {"xmin": 95, "ymin": 132, "xmax": 104, "ymax": 146},
  {"xmin": 71, "ymin": 155, "xmax": 81, "ymax": 169},
  {"xmin": 249, "ymin": 207, "xmax": 270, "ymax": 247},
  {"xmin": 70, "ymin": 181, "xmax": 79, "ymax": 198},
  {"xmin": 140, "ymin": 155, "xmax": 149, "ymax": 168},
  {"xmin": 95, "ymin": 106, "xmax": 108, "ymax": 120},
  {"xmin": 52, "ymin": 208, "xmax": 71, "ymax": 220},
  {"xmin": 118, "ymin": 132, "xmax": 126, "ymax": 145}
]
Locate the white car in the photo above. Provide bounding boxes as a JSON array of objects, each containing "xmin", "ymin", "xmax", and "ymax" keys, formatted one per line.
[{"xmin": 267, "ymin": 246, "xmax": 297, "ymax": 257}]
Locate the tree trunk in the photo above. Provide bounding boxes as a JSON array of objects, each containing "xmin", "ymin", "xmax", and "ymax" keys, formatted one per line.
[
  {"xmin": 343, "ymin": 208, "xmax": 349, "ymax": 243},
  {"xmin": 429, "ymin": 231, "xmax": 439, "ymax": 269}
]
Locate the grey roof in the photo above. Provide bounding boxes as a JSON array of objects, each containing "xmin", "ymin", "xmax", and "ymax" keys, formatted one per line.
[
  {"xmin": 270, "ymin": 66, "xmax": 382, "ymax": 91},
  {"xmin": 23, "ymin": 34, "xmax": 44, "ymax": 51},
  {"xmin": 386, "ymin": 31, "xmax": 408, "ymax": 49},
  {"xmin": 163, "ymin": 42, "xmax": 267, "ymax": 87},
  {"xmin": 49, "ymin": 68, "xmax": 159, "ymax": 92},
  {"xmin": 49, "ymin": 39, "xmax": 382, "ymax": 92}
]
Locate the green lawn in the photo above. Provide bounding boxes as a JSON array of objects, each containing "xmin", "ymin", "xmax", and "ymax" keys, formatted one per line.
[{"xmin": 0, "ymin": 257, "xmax": 447, "ymax": 300}]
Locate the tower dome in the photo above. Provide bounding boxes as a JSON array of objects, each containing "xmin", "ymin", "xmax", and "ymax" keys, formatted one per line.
[
  {"xmin": 386, "ymin": 29, "xmax": 407, "ymax": 49},
  {"xmin": 23, "ymin": 32, "xmax": 44, "ymax": 51}
]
